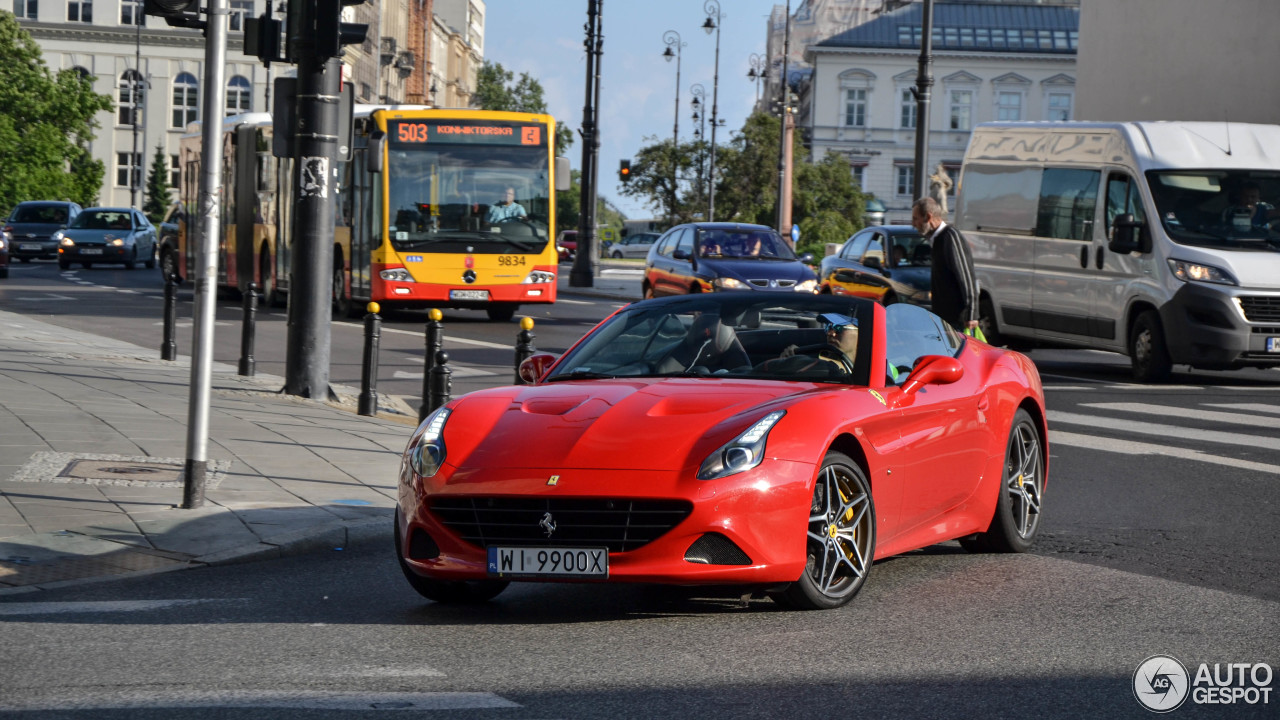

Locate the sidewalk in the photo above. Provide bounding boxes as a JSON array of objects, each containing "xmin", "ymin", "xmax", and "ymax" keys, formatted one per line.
[
  {"xmin": 555, "ymin": 259, "xmax": 643, "ymax": 302},
  {"xmin": 0, "ymin": 307, "xmax": 422, "ymax": 595}
]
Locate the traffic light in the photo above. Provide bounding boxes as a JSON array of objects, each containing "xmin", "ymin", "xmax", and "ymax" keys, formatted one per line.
[
  {"xmin": 619, "ymin": 159, "xmax": 631, "ymax": 184},
  {"xmin": 143, "ymin": 0, "xmax": 202, "ymax": 29},
  {"xmin": 243, "ymin": 14, "xmax": 282, "ymax": 64},
  {"xmin": 315, "ymin": 0, "xmax": 369, "ymax": 59}
]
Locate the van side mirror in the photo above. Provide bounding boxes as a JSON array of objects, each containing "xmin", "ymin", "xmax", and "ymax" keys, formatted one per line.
[
  {"xmin": 367, "ymin": 132, "xmax": 384, "ymax": 174},
  {"xmin": 1109, "ymin": 213, "xmax": 1150, "ymax": 254},
  {"xmin": 555, "ymin": 156, "xmax": 571, "ymax": 191}
]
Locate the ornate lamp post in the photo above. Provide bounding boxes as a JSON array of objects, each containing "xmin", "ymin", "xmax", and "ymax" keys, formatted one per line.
[
  {"xmin": 690, "ymin": 83, "xmax": 706, "ymax": 208},
  {"xmin": 747, "ymin": 52, "xmax": 767, "ymax": 103},
  {"xmin": 702, "ymin": 0, "xmax": 721, "ymax": 222},
  {"xmin": 662, "ymin": 30, "xmax": 685, "ymax": 224}
]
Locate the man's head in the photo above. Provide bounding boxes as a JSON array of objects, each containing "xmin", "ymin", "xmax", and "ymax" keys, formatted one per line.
[
  {"xmin": 820, "ymin": 312, "xmax": 859, "ymax": 357},
  {"xmin": 502, "ymin": 188, "xmax": 516, "ymax": 204},
  {"xmin": 911, "ymin": 197, "xmax": 943, "ymax": 234},
  {"xmin": 1238, "ymin": 182, "xmax": 1262, "ymax": 208}
]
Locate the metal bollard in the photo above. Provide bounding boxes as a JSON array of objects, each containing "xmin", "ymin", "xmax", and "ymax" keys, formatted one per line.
[
  {"xmin": 514, "ymin": 316, "xmax": 536, "ymax": 383},
  {"xmin": 161, "ymin": 272, "xmax": 179, "ymax": 361},
  {"xmin": 358, "ymin": 302, "xmax": 382, "ymax": 416},
  {"xmin": 420, "ymin": 308, "xmax": 444, "ymax": 421},
  {"xmin": 238, "ymin": 282, "xmax": 257, "ymax": 376},
  {"xmin": 427, "ymin": 349, "xmax": 452, "ymax": 415}
]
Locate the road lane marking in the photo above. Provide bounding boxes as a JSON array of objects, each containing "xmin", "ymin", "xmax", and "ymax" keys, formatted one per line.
[
  {"xmin": 1206, "ymin": 402, "xmax": 1280, "ymax": 414},
  {"xmin": 0, "ymin": 599, "xmax": 237, "ymax": 616},
  {"xmin": 1050, "ymin": 430, "xmax": 1280, "ymax": 477},
  {"xmin": 1081, "ymin": 402, "xmax": 1280, "ymax": 430},
  {"xmin": 393, "ymin": 367, "xmax": 497, "ymax": 379},
  {"xmin": 331, "ymin": 321, "xmax": 512, "ymax": 349},
  {"xmin": 13, "ymin": 294, "xmax": 76, "ymax": 301},
  {"xmin": 0, "ymin": 691, "xmax": 520, "ymax": 712},
  {"xmin": 1048, "ymin": 411, "xmax": 1280, "ymax": 451}
]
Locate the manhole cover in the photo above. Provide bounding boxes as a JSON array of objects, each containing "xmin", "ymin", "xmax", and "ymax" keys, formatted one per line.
[{"xmin": 59, "ymin": 460, "xmax": 185, "ymax": 485}]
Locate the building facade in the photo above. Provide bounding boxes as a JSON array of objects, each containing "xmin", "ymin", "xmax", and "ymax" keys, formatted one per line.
[
  {"xmin": 428, "ymin": 0, "xmax": 483, "ymax": 108},
  {"xmin": 803, "ymin": 1, "xmax": 1078, "ymax": 223}
]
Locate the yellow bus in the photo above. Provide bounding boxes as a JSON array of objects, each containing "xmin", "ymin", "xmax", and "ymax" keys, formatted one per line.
[{"xmin": 172, "ymin": 106, "xmax": 568, "ymax": 321}]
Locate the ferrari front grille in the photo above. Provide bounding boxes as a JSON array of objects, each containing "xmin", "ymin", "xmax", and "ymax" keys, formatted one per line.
[
  {"xmin": 429, "ymin": 497, "xmax": 693, "ymax": 552},
  {"xmin": 1239, "ymin": 296, "xmax": 1280, "ymax": 323}
]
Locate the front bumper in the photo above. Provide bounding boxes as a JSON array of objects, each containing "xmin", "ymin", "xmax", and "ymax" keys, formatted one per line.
[
  {"xmin": 1161, "ymin": 283, "xmax": 1280, "ymax": 369},
  {"xmin": 397, "ymin": 460, "xmax": 817, "ymax": 585},
  {"xmin": 11, "ymin": 240, "xmax": 58, "ymax": 260}
]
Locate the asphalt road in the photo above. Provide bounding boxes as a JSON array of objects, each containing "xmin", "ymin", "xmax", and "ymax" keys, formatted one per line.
[{"xmin": 1, "ymin": 259, "xmax": 1278, "ymax": 717}]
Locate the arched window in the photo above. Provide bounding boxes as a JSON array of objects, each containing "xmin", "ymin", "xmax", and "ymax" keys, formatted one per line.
[
  {"xmin": 172, "ymin": 72, "xmax": 199, "ymax": 128},
  {"xmin": 226, "ymin": 76, "xmax": 252, "ymax": 116},
  {"xmin": 118, "ymin": 69, "xmax": 145, "ymax": 126}
]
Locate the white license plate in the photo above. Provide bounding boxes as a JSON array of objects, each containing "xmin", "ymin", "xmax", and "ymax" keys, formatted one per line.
[
  {"xmin": 81, "ymin": 248, "xmax": 103, "ymax": 255},
  {"xmin": 487, "ymin": 547, "xmax": 608, "ymax": 578},
  {"xmin": 20, "ymin": 243, "xmax": 42, "ymax": 251},
  {"xmin": 449, "ymin": 289, "xmax": 490, "ymax": 301},
  {"xmin": 1268, "ymin": 337, "xmax": 1280, "ymax": 353}
]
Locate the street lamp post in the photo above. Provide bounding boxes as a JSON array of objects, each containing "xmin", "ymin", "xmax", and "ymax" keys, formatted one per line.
[
  {"xmin": 747, "ymin": 52, "xmax": 767, "ymax": 104},
  {"xmin": 662, "ymin": 30, "xmax": 684, "ymax": 224},
  {"xmin": 131, "ymin": 7, "xmax": 143, "ymax": 209},
  {"xmin": 690, "ymin": 83, "xmax": 706, "ymax": 210},
  {"xmin": 775, "ymin": 0, "xmax": 792, "ymax": 235},
  {"xmin": 702, "ymin": 0, "xmax": 721, "ymax": 222}
]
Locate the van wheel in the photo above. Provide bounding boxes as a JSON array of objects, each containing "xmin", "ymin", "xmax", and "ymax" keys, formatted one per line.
[{"xmin": 1129, "ymin": 310, "xmax": 1172, "ymax": 382}]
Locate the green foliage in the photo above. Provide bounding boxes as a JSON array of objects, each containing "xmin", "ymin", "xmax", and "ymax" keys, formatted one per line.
[
  {"xmin": 621, "ymin": 111, "xmax": 868, "ymax": 243},
  {"xmin": 142, "ymin": 142, "xmax": 171, "ymax": 222},
  {"xmin": 0, "ymin": 12, "xmax": 112, "ymax": 213},
  {"xmin": 472, "ymin": 60, "xmax": 574, "ymax": 155},
  {"xmin": 556, "ymin": 169, "xmax": 626, "ymax": 236}
]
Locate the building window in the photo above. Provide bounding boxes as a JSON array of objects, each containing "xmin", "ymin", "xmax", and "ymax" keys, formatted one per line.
[
  {"xmin": 172, "ymin": 72, "xmax": 199, "ymax": 128},
  {"xmin": 844, "ymin": 88, "xmax": 866, "ymax": 127},
  {"xmin": 975, "ymin": 28, "xmax": 990, "ymax": 48},
  {"xmin": 120, "ymin": 0, "xmax": 144, "ymax": 25},
  {"xmin": 170, "ymin": 154, "xmax": 181, "ymax": 188},
  {"xmin": 229, "ymin": 0, "xmax": 253, "ymax": 32},
  {"xmin": 949, "ymin": 89, "xmax": 972, "ymax": 131},
  {"xmin": 1006, "ymin": 29, "xmax": 1022, "ymax": 48},
  {"xmin": 116, "ymin": 152, "xmax": 142, "ymax": 188},
  {"xmin": 68, "ymin": 0, "xmax": 92, "ymax": 22},
  {"xmin": 226, "ymin": 75, "xmax": 252, "ymax": 115},
  {"xmin": 850, "ymin": 164, "xmax": 866, "ymax": 190},
  {"xmin": 1048, "ymin": 92, "xmax": 1072, "ymax": 121},
  {"xmin": 899, "ymin": 88, "xmax": 916, "ymax": 129},
  {"xmin": 997, "ymin": 91, "xmax": 1022, "ymax": 121},
  {"xmin": 118, "ymin": 70, "xmax": 145, "ymax": 126},
  {"xmin": 13, "ymin": 0, "xmax": 37, "ymax": 19},
  {"xmin": 896, "ymin": 165, "xmax": 914, "ymax": 196}
]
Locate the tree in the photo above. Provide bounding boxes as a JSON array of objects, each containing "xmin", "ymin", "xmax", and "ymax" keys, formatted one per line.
[
  {"xmin": 556, "ymin": 169, "xmax": 626, "ymax": 236},
  {"xmin": 0, "ymin": 12, "xmax": 112, "ymax": 214},
  {"xmin": 472, "ymin": 60, "xmax": 573, "ymax": 155},
  {"xmin": 142, "ymin": 142, "xmax": 171, "ymax": 222},
  {"xmin": 616, "ymin": 137, "xmax": 703, "ymax": 225}
]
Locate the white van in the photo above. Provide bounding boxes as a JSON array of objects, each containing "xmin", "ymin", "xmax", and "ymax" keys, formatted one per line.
[{"xmin": 955, "ymin": 121, "xmax": 1280, "ymax": 381}]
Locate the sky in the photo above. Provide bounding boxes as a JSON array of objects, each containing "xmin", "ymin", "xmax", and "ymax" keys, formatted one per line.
[{"xmin": 483, "ymin": 0, "xmax": 781, "ymax": 221}]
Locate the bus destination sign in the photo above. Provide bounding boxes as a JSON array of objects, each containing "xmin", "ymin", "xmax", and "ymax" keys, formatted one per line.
[{"xmin": 390, "ymin": 121, "xmax": 544, "ymax": 147}]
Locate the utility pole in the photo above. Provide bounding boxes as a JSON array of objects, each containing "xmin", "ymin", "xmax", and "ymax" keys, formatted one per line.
[
  {"xmin": 912, "ymin": 0, "xmax": 935, "ymax": 201},
  {"xmin": 703, "ymin": 0, "xmax": 721, "ymax": 222},
  {"xmin": 570, "ymin": 0, "xmax": 602, "ymax": 288},
  {"xmin": 131, "ymin": 13, "xmax": 143, "ymax": 209},
  {"xmin": 775, "ymin": 0, "xmax": 791, "ymax": 234}
]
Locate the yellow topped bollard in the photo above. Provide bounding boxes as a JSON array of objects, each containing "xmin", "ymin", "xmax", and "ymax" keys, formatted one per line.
[
  {"xmin": 428, "ymin": 308, "xmax": 443, "ymax": 322},
  {"xmin": 515, "ymin": 316, "xmax": 537, "ymax": 384},
  {"xmin": 520, "ymin": 316, "xmax": 535, "ymax": 331},
  {"xmin": 358, "ymin": 300, "xmax": 383, "ymax": 416},
  {"xmin": 367, "ymin": 301, "xmax": 380, "ymax": 314}
]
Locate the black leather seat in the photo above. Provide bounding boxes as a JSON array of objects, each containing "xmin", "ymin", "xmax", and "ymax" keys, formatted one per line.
[{"xmin": 655, "ymin": 314, "xmax": 750, "ymax": 374}]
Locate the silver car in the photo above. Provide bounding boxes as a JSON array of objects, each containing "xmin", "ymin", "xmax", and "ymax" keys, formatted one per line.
[
  {"xmin": 55, "ymin": 208, "xmax": 157, "ymax": 270},
  {"xmin": 608, "ymin": 232, "xmax": 660, "ymax": 259}
]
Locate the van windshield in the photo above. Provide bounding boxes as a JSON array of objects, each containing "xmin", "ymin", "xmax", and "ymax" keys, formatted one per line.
[{"xmin": 1147, "ymin": 170, "xmax": 1280, "ymax": 250}]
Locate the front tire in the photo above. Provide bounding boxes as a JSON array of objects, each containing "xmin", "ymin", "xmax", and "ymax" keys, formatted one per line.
[
  {"xmin": 58, "ymin": 258, "xmax": 70, "ymax": 270},
  {"xmin": 611, "ymin": 250, "xmax": 623, "ymax": 259},
  {"xmin": 124, "ymin": 247, "xmax": 137, "ymax": 270},
  {"xmin": 961, "ymin": 408, "xmax": 1044, "ymax": 553},
  {"xmin": 486, "ymin": 304, "xmax": 517, "ymax": 322},
  {"xmin": 144, "ymin": 243, "xmax": 156, "ymax": 269},
  {"xmin": 331, "ymin": 256, "xmax": 355, "ymax": 318},
  {"xmin": 1129, "ymin": 309, "xmax": 1172, "ymax": 382},
  {"xmin": 775, "ymin": 452, "xmax": 875, "ymax": 610},
  {"xmin": 394, "ymin": 511, "xmax": 508, "ymax": 604}
]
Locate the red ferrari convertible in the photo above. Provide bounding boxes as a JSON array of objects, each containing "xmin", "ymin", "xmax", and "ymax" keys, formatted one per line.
[{"xmin": 395, "ymin": 293, "xmax": 1047, "ymax": 610}]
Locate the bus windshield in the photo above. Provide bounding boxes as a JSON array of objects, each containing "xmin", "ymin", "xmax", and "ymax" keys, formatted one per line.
[
  {"xmin": 387, "ymin": 143, "xmax": 552, "ymax": 254},
  {"xmin": 1148, "ymin": 170, "xmax": 1280, "ymax": 250}
]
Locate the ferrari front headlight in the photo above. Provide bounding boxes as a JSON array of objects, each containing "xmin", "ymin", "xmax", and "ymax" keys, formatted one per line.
[
  {"xmin": 406, "ymin": 407, "xmax": 451, "ymax": 478},
  {"xmin": 697, "ymin": 410, "xmax": 786, "ymax": 480}
]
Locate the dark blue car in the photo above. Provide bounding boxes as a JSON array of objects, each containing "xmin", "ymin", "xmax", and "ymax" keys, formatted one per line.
[
  {"xmin": 643, "ymin": 222, "xmax": 817, "ymax": 298},
  {"xmin": 818, "ymin": 225, "xmax": 932, "ymax": 307}
]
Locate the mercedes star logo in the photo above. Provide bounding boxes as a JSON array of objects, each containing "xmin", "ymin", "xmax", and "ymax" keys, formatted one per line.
[{"xmin": 539, "ymin": 512, "xmax": 556, "ymax": 538}]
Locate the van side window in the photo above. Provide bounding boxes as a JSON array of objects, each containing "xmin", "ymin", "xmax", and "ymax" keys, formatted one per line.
[
  {"xmin": 1106, "ymin": 173, "xmax": 1146, "ymax": 230},
  {"xmin": 1035, "ymin": 168, "xmax": 1100, "ymax": 241}
]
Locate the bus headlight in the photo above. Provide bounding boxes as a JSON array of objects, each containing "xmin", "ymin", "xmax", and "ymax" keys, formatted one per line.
[
  {"xmin": 523, "ymin": 270, "xmax": 555, "ymax": 284},
  {"xmin": 379, "ymin": 268, "xmax": 414, "ymax": 282},
  {"xmin": 1168, "ymin": 259, "xmax": 1237, "ymax": 286}
]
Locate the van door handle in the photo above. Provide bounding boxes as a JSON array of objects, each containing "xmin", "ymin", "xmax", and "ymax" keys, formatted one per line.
[
  {"xmin": 1095, "ymin": 247, "xmax": 1105, "ymax": 270},
  {"xmin": 1079, "ymin": 246, "xmax": 1089, "ymax": 269}
]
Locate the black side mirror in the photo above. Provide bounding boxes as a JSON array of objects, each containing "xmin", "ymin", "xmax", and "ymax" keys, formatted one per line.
[
  {"xmin": 798, "ymin": 252, "xmax": 814, "ymax": 264},
  {"xmin": 672, "ymin": 248, "xmax": 691, "ymax": 260},
  {"xmin": 1109, "ymin": 213, "xmax": 1150, "ymax": 254},
  {"xmin": 863, "ymin": 255, "xmax": 882, "ymax": 270}
]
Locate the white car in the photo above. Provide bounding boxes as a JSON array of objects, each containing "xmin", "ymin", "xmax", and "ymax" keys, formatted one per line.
[{"xmin": 608, "ymin": 232, "xmax": 660, "ymax": 259}]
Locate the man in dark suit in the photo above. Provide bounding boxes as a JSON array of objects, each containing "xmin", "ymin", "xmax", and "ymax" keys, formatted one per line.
[{"xmin": 911, "ymin": 197, "xmax": 979, "ymax": 332}]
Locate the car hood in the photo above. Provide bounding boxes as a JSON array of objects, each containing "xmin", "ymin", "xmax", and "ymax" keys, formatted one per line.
[
  {"xmin": 441, "ymin": 378, "xmax": 825, "ymax": 471},
  {"xmin": 700, "ymin": 258, "xmax": 817, "ymax": 284}
]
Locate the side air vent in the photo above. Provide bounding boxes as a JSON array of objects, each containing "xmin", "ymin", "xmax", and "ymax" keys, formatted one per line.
[
  {"xmin": 408, "ymin": 528, "xmax": 440, "ymax": 560},
  {"xmin": 684, "ymin": 532, "xmax": 752, "ymax": 565}
]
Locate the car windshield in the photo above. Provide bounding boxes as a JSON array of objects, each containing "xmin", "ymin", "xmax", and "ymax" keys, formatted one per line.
[
  {"xmin": 1148, "ymin": 170, "xmax": 1280, "ymax": 250},
  {"xmin": 71, "ymin": 211, "xmax": 133, "ymax": 231},
  {"xmin": 698, "ymin": 229, "xmax": 798, "ymax": 260},
  {"xmin": 546, "ymin": 295, "xmax": 873, "ymax": 385},
  {"xmin": 11, "ymin": 205, "xmax": 68, "ymax": 224}
]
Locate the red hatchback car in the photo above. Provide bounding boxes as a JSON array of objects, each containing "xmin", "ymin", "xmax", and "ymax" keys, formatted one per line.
[{"xmin": 395, "ymin": 293, "xmax": 1048, "ymax": 610}]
